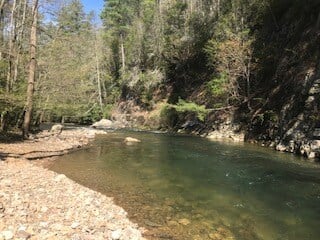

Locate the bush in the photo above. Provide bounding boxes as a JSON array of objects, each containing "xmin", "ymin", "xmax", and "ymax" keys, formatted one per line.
[
  {"xmin": 103, "ymin": 104, "xmax": 114, "ymax": 119},
  {"xmin": 174, "ymin": 99, "xmax": 208, "ymax": 122},
  {"xmin": 160, "ymin": 99, "xmax": 208, "ymax": 129},
  {"xmin": 160, "ymin": 104, "xmax": 178, "ymax": 129},
  {"xmin": 207, "ymin": 73, "xmax": 228, "ymax": 99}
]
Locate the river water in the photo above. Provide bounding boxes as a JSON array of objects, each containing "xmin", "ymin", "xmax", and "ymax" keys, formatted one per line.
[{"xmin": 50, "ymin": 131, "xmax": 320, "ymax": 240}]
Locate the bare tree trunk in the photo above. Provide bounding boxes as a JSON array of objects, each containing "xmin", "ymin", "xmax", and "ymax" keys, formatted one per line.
[
  {"xmin": 120, "ymin": 33, "xmax": 126, "ymax": 71},
  {"xmin": 0, "ymin": 0, "xmax": 5, "ymax": 60},
  {"xmin": 23, "ymin": 0, "xmax": 38, "ymax": 138},
  {"xmin": 6, "ymin": 0, "xmax": 17, "ymax": 93},
  {"xmin": 13, "ymin": 0, "xmax": 27, "ymax": 86},
  {"xmin": 95, "ymin": 32, "xmax": 103, "ymax": 112}
]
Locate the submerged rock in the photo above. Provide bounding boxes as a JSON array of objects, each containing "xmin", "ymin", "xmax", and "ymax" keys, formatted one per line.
[
  {"xmin": 124, "ymin": 137, "xmax": 141, "ymax": 143},
  {"xmin": 178, "ymin": 218, "xmax": 191, "ymax": 226}
]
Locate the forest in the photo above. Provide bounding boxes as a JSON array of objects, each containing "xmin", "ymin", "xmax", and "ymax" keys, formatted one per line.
[{"xmin": 0, "ymin": 0, "xmax": 319, "ymax": 147}]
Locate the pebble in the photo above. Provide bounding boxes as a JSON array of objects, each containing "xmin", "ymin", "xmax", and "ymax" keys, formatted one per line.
[
  {"xmin": 15, "ymin": 230, "xmax": 31, "ymax": 239},
  {"xmin": 111, "ymin": 229, "xmax": 122, "ymax": 239},
  {"xmin": 1, "ymin": 231, "xmax": 13, "ymax": 240},
  {"xmin": 71, "ymin": 222, "xmax": 80, "ymax": 229}
]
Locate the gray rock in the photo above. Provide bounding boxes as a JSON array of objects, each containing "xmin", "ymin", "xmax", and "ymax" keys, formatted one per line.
[
  {"xmin": 91, "ymin": 119, "xmax": 114, "ymax": 129},
  {"xmin": 288, "ymin": 140, "xmax": 295, "ymax": 153},
  {"xmin": 276, "ymin": 144, "xmax": 287, "ymax": 152},
  {"xmin": 50, "ymin": 124, "xmax": 63, "ymax": 134},
  {"xmin": 124, "ymin": 137, "xmax": 141, "ymax": 143},
  {"xmin": 308, "ymin": 152, "xmax": 316, "ymax": 159},
  {"xmin": 311, "ymin": 140, "xmax": 320, "ymax": 151},
  {"xmin": 111, "ymin": 229, "xmax": 122, "ymax": 240},
  {"xmin": 54, "ymin": 174, "xmax": 67, "ymax": 182},
  {"xmin": 71, "ymin": 222, "xmax": 80, "ymax": 229},
  {"xmin": 300, "ymin": 144, "xmax": 311, "ymax": 157}
]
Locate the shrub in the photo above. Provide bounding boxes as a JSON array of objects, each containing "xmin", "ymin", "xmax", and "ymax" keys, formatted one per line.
[
  {"xmin": 174, "ymin": 99, "xmax": 208, "ymax": 122},
  {"xmin": 160, "ymin": 99, "xmax": 208, "ymax": 128}
]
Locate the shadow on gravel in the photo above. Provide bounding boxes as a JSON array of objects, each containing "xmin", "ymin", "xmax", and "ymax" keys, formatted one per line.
[{"xmin": 0, "ymin": 132, "xmax": 23, "ymax": 143}]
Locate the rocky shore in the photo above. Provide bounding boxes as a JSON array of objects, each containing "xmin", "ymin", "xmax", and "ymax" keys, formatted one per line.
[{"xmin": 0, "ymin": 128, "xmax": 144, "ymax": 240}]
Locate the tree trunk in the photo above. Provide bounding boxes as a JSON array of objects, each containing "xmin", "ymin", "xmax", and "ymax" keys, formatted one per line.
[
  {"xmin": 120, "ymin": 33, "xmax": 126, "ymax": 71},
  {"xmin": 0, "ymin": 0, "xmax": 6, "ymax": 59},
  {"xmin": 13, "ymin": 0, "xmax": 28, "ymax": 86},
  {"xmin": 6, "ymin": 0, "xmax": 17, "ymax": 93},
  {"xmin": 95, "ymin": 32, "xmax": 103, "ymax": 111},
  {"xmin": 23, "ymin": 0, "xmax": 38, "ymax": 138}
]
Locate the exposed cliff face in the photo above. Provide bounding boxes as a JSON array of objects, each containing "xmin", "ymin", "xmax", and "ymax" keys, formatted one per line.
[{"xmin": 245, "ymin": 1, "xmax": 320, "ymax": 160}]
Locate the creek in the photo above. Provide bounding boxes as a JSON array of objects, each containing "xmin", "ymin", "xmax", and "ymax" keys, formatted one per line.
[{"xmin": 50, "ymin": 130, "xmax": 320, "ymax": 240}]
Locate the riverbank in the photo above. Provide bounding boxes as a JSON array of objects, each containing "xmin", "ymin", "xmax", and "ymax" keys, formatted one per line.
[{"xmin": 0, "ymin": 128, "xmax": 144, "ymax": 240}]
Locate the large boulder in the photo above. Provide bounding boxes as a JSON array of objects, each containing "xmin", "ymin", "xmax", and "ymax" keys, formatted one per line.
[{"xmin": 91, "ymin": 119, "xmax": 114, "ymax": 129}]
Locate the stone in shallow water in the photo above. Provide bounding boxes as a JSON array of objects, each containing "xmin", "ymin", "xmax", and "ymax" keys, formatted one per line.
[
  {"xmin": 178, "ymin": 218, "xmax": 191, "ymax": 226},
  {"xmin": 124, "ymin": 137, "xmax": 141, "ymax": 143}
]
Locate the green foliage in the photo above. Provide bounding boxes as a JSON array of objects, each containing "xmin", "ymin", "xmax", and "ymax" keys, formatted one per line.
[
  {"xmin": 207, "ymin": 73, "xmax": 228, "ymax": 98},
  {"xmin": 79, "ymin": 105, "xmax": 102, "ymax": 125},
  {"xmin": 174, "ymin": 99, "xmax": 208, "ymax": 122},
  {"xmin": 103, "ymin": 104, "xmax": 114, "ymax": 119},
  {"xmin": 57, "ymin": 0, "xmax": 87, "ymax": 34},
  {"xmin": 162, "ymin": 99, "xmax": 208, "ymax": 122},
  {"xmin": 160, "ymin": 104, "xmax": 178, "ymax": 129}
]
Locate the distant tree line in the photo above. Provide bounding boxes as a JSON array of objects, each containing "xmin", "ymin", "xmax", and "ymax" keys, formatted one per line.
[{"xmin": 0, "ymin": 0, "xmax": 319, "ymax": 136}]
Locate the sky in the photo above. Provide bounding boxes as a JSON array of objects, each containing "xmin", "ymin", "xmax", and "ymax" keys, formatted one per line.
[{"xmin": 81, "ymin": 0, "xmax": 104, "ymax": 14}]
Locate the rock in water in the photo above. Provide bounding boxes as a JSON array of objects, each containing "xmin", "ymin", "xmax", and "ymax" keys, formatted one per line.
[
  {"xmin": 178, "ymin": 218, "xmax": 191, "ymax": 226},
  {"xmin": 91, "ymin": 119, "xmax": 114, "ymax": 129},
  {"xmin": 50, "ymin": 124, "xmax": 63, "ymax": 134},
  {"xmin": 124, "ymin": 137, "xmax": 141, "ymax": 143}
]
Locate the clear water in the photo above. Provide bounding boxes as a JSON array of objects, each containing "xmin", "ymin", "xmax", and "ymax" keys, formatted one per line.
[{"xmin": 50, "ymin": 131, "xmax": 320, "ymax": 240}]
